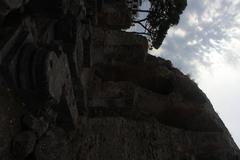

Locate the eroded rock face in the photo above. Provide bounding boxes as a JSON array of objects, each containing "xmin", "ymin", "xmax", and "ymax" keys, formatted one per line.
[
  {"xmin": 0, "ymin": 0, "xmax": 25, "ymax": 17},
  {"xmin": 98, "ymin": 2, "xmax": 132, "ymax": 29},
  {"xmin": 12, "ymin": 131, "xmax": 37, "ymax": 159},
  {"xmin": 91, "ymin": 29, "xmax": 148, "ymax": 65},
  {"xmin": 76, "ymin": 117, "xmax": 240, "ymax": 160},
  {"xmin": 22, "ymin": 114, "xmax": 49, "ymax": 137},
  {"xmin": 0, "ymin": 0, "xmax": 239, "ymax": 160},
  {"xmin": 0, "ymin": 87, "xmax": 24, "ymax": 160},
  {"xmin": 35, "ymin": 127, "xmax": 72, "ymax": 160}
]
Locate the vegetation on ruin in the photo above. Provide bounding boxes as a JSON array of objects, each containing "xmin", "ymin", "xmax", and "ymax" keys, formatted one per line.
[{"xmin": 132, "ymin": 0, "xmax": 187, "ymax": 49}]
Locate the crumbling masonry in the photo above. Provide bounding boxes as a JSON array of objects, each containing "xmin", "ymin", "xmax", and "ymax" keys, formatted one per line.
[{"xmin": 0, "ymin": 0, "xmax": 239, "ymax": 160}]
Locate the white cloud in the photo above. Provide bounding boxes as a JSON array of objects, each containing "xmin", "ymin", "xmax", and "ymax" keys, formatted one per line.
[
  {"xmin": 174, "ymin": 28, "xmax": 187, "ymax": 37},
  {"xmin": 197, "ymin": 59, "xmax": 240, "ymax": 147},
  {"xmin": 188, "ymin": 13, "xmax": 199, "ymax": 26},
  {"xmin": 187, "ymin": 40, "xmax": 197, "ymax": 46},
  {"xmin": 149, "ymin": 0, "xmax": 240, "ymax": 146}
]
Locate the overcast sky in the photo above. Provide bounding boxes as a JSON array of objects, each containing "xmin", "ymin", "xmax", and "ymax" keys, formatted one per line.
[{"xmin": 131, "ymin": 0, "xmax": 240, "ymax": 146}]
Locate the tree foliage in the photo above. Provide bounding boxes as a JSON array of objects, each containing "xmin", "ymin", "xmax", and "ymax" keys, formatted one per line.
[{"xmin": 133, "ymin": 0, "xmax": 187, "ymax": 49}]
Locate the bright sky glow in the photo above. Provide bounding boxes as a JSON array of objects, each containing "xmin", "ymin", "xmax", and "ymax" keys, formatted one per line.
[{"xmin": 136, "ymin": 0, "xmax": 240, "ymax": 146}]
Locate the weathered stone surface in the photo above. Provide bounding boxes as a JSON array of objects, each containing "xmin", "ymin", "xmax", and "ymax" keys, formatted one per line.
[
  {"xmin": 89, "ymin": 81, "xmax": 136, "ymax": 108},
  {"xmin": 173, "ymin": 74, "xmax": 207, "ymax": 103},
  {"xmin": 22, "ymin": 114, "xmax": 49, "ymax": 137},
  {"xmin": 0, "ymin": 87, "xmax": 24, "ymax": 160},
  {"xmin": 0, "ymin": 0, "xmax": 24, "ymax": 17},
  {"xmin": 94, "ymin": 63, "xmax": 174, "ymax": 94},
  {"xmin": 61, "ymin": 54, "xmax": 79, "ymax": 128},
  {"xmin": 10, "ymin": 45, "xmax": 66, "ymax": 102},
  {"xmin": 0, "ymin": 24, "xmax": 28, "ymax": 65},
  {"xmin": 98, "ymin": 2, "xmax": 132, "ymax": 29},
  {"xmin": 12, "ymin": 131, "xmax": 37, "ymax": 159},
  {"xmin": 92, "ymin": 29, "xmax": 148, "ymax": 65},
  {"xmin": 44, "ymin": 51, "xmax": 65, "ymax": 102},
  {"xmin": 40, "ymin": 101, "xmax": 58, "ymax": 124},
  {"xmin": 26, "ymin": 0, "xmax": 66, "ymax": 17},
  {"xmin": 76, "ymin": 117, "xmax": 239, "ymax": 160},
  {"xmin": 54, "ymin": 15, "xmax": 77, "ymax": 43},
  {"xmin": 0, "ymin": 0, "xmax": 239, "ymax": 160},
  {"xmin": 35, "ymin": 127, "xmax": 72, "ymax": 160},
  {"xmin": 133, "ymin": 88, "xmax": 224, "ymax": 132}
]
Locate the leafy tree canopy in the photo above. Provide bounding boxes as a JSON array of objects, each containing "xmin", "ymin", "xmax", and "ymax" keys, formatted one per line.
[{"xmin": 133, "ymin": 0, "xmax": 187, "ymax": 49}]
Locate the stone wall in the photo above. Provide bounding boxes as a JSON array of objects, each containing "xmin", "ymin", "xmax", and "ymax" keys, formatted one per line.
[
  {"xmin": 76, "ymin": 117, "xmax": 239, "ymax": 160},
  {"xmin": 91, "ymin": 28, "xmax": 148, "ymax": 65},
  {"xmin": 97, "ymin": 1, "xmax": 132, "ymax": 29},
  {"xmin": 0, "ymin": 0, "xmax": 239, "ymax": 160}
]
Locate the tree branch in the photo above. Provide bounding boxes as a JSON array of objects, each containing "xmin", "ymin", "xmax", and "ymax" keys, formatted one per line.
[
  {"xmin": 128, "ymin": 32, "xmax": 151, "ymax": 36},
  {"xmin": 135, "ymin": 22, "xmax": 152, "ymax": 34},
  {"xmin": 131, "ymin": 9, "xmax": 152, "ymax": 13},
  {"xmin": 133, "ymin": 17, "xmax": 148, "ymax": 23}
]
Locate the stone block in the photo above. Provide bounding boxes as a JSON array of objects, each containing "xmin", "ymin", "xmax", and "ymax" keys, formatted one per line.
[
  {"xmin": 12, "ymin": 131, "xmax": 37, "ymax": 159},
  {"xmin": 35, "ymin": 127, "xmax": 71, "ymax": 160},
  {"xmin": 22, "ymin": 114, "xmax": 49, "ymax": 137}
]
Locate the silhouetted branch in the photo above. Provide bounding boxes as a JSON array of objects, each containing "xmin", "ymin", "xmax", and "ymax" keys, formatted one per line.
[
  {"xmin": 129, "ymin": 32, "xmax": 151, "ymax": 36},
  {"xmin": 133, "ymin": 18, "xmax": 148, "ymax": 23},
  {"xmin": 135, "ymin": 22, "xmax": 152, "ymax": 34}
]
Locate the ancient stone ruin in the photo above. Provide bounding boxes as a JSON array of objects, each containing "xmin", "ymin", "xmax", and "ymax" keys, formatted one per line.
[{"xmin": 0, "ymin": 0, "xmax": 239, "ymax": 160}]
